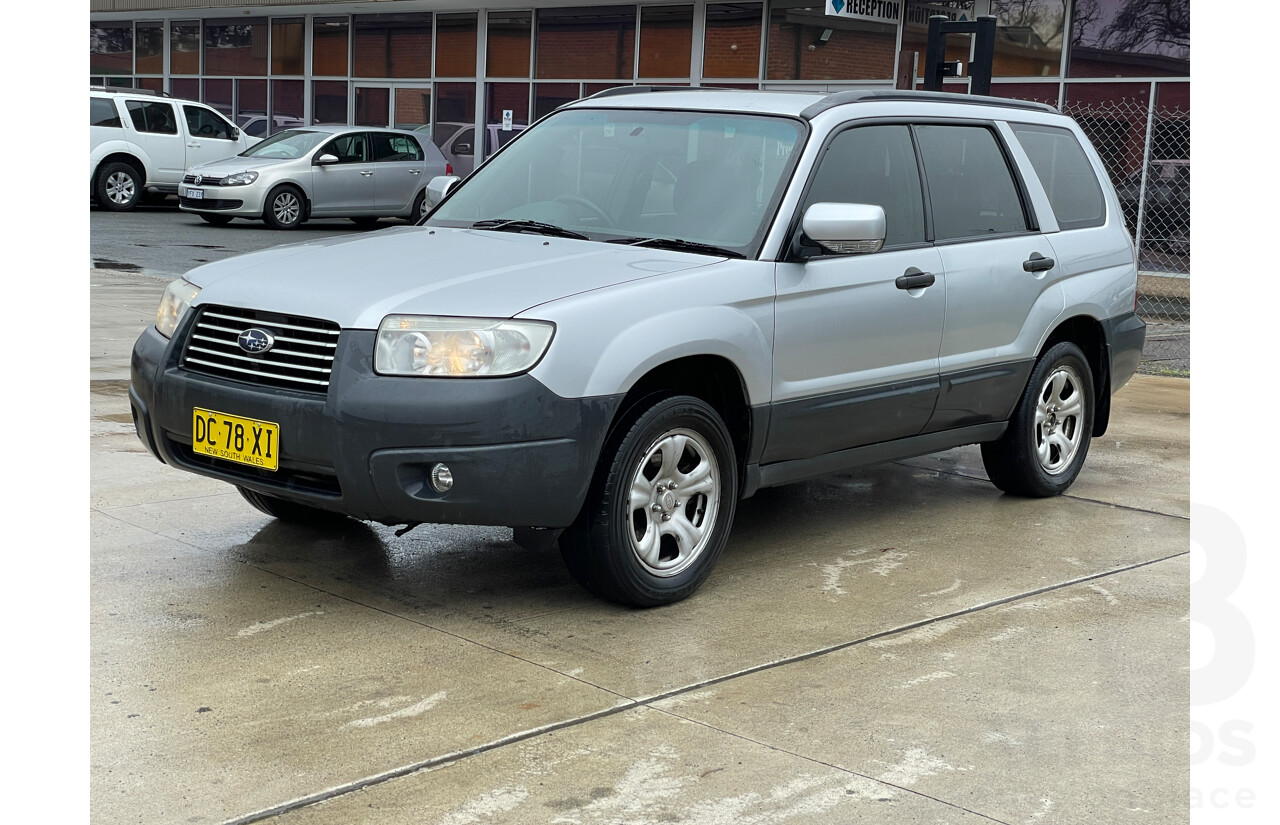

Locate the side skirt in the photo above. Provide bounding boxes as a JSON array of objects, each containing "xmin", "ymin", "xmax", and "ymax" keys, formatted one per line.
[{"xmin": 741, "ymin": 422, "xmax": 1006, "ymax": 497}]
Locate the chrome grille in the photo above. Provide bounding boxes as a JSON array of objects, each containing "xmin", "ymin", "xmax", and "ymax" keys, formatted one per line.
[{"xmin": 181, "ymin": 305, "xmax": 340, "ymax": 392}]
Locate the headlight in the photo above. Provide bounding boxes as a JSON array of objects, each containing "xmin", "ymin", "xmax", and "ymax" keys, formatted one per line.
[
  {"xmin": 376, "ymin": 316, "xmax": 555, "ymax": 377},
  {"xmin": 155, "ymin": 279, "xmax": 201, "ymax": 339},
  {"xmin": 219, "ymin": 171, "xmax": 259, "ymax": 186}
]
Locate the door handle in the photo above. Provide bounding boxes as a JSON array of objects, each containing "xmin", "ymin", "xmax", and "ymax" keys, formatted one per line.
[
  {"xmin": 896, "ymin": 267, "xmax": 936, "ymax": 290},
  {"xmin": 187, "ymin": 143, "xmax": 199, "ymax": 148},
  {"xmin": 1023, "ymin": 253, "xmax": 1055, "ymax": 272},
  {"xmin": 409, "ymin": 169, "xmax": 422, "ymax": 175},
  {"xmin": 360, "ymin": 171, "xmax": 373, "ymax": 177}
]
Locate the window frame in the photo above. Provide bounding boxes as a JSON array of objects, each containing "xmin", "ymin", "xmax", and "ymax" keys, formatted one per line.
[
  {"xmin": 1008, "ymin": 122, "xmax": 1106, "ymax": 231},
  {"xmin": 125, "ymin": 99, "xmax": 178, "ymax": 135}
]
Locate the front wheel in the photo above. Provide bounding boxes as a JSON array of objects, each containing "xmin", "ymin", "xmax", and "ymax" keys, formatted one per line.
[
  {"xmin": 562, "ymin": 395, "xmax": 737, "ymax": 607},
  {"xmin": 263, "ymin": 185, "xmax": 305, "ymax": 229},
  {"xmin": 981, "ymin": 341, "xmax": 1095, "ymax": 497}
]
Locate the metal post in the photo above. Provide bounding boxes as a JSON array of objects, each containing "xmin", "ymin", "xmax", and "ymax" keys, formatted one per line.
[
  {"xmin": 1133, "ymin": 81, "xmax": 1158, "ymax": 255},
  {"xmin": 923, "ymin": 16, "xmax": 946, "ymax": 92}
]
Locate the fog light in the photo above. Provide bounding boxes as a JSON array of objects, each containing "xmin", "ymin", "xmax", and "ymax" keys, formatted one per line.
[{"xmin": 429, "ymin": 463, "xmax": 454, "ymax": 493}]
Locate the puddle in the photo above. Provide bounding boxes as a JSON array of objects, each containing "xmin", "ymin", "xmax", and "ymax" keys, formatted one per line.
[
  {"xmin": 93, "ymin": 259, "xmax": 142, "ymax": 271},
  {"xmin": 91, "ymin": 379, "xmax": 131, "ymax": 398}
]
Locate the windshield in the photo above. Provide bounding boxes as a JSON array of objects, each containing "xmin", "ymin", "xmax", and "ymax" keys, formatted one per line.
[
  {"xmin": 428, "ymin": 108, "xmax": 805, "ymax": 257},
  {"xmin": 241, "ymin": 129, "xmax": 329, "ymax": 160}
]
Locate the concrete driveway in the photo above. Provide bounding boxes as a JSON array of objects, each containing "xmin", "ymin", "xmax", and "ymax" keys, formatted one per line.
[{"xmin": 91, "ymin": 270, "xmax": 1189, "ymax": 825}]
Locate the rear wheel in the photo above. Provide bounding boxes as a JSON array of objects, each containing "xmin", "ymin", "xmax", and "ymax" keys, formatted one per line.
[
  {"xmin": 263, "ymin": 185, "xmax": 304, "ymax": 229},
  {"xmin": 95, "ymin": 161, "xmax": 141, "ymax": 211},
  {"xmin": 981, "ymin": 341, "xmax": 1095, "ymax": 497},
  {"xmin": 411, "ymin": 189, "xmax": 428, "ymax": 223},
  {"xmin": 562, "ymin": 395, "xmax": 737, "ymax": 607},
  {"xmin": 199, "ymin": 213, "xmax": 234, "ymax": 226},
  {"xmin": 238, "ymin": 486, "xmax": 350, "ymax": 526}
]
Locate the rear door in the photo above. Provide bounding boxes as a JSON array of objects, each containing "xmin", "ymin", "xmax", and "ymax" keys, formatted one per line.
[
  {"xmin": 124, "ymin": 99, "xmax": 185, "ymax": 184},
  {"xmin": 767, "ymin": 123, "xmax": 945, "ymax": 463},
  {"xmin": 915, "ymin": 122, "xmax": 1063, "ymax": 433},
  {"xmin": 369, "ymin": 132, "xmax": 427, "ymax": 212},
  {"xmin": 310, "ymin": 132, "xmax": 376, "ymax": 215}
]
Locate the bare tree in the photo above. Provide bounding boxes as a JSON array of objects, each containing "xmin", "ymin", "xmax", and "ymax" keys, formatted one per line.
[{"xmin": 1072, "ymin": 0, "xmax": 1189, "ymax": 57}]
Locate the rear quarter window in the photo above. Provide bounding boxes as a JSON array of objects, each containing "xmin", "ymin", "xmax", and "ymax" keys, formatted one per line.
[
  {"xmin": 91, "ymin": 97, "xmax": 122, "ymax": 128},
  {"xmin": 1010, "ymin": 123, "xmax": 1106, "ymax": 230}
]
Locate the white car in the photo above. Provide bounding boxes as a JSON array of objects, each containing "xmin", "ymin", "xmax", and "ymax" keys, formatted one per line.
[
  {"xmin": 178, "ymin": 124, "xmax": 451, "ymax": 229},
  {"xmin": 90, "ymin": 87, "xmax": 258, "ymax": 211},
  {"xmin": 237, "ymin": 114, "xmax": 305, "ymax": 139}
]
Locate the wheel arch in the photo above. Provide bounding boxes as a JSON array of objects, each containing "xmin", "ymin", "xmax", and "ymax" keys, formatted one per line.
[
  {"xmin": 1040, "ymin": 314, "xmax": 1111, "ymax": 437},
  {"xmin": 605, "ymin": 354, "xmax": 753, "ymax": 498},
  {"xmin": 263, "ymin": 181, "xmax": 311, "ymax": 222},
  {"xmin": 94, "ymin": 152, "xmax": 147, "ymax": 188}
]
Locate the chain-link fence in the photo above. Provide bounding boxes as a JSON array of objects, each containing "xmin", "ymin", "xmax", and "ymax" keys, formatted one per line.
[{"xmin": 1062, "ymin": 83, "xmax": 1189, "ymax": 374}]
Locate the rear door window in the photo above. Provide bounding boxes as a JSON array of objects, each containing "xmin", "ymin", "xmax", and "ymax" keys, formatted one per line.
[
  {"xmin": 125, "ymin": 100, "xmax": 178, "ymax": 135},
  {"xmin": 91, "ymin": 97, "xmax": 122, "ymax": 128},
  {"xmin": 915, "ymin": 124, "xmax": 1029, "ymax": 241},
  {"xmin": 370, "ymin": 133, "xmax": 425, "ymax": 162},
  {"xmin": 1010, "ymin": 124, "xmax": 1105, "ymax": 230}
]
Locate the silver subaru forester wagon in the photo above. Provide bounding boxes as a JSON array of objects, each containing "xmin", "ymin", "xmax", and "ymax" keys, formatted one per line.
[{"xmin": 131, "ymin": 88, "xmax": 1146, "ymax": 607}]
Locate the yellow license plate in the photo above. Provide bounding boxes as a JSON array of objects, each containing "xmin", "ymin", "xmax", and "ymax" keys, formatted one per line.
[{"xmin": 192, "ymin": 407, "xmax": 280, "ymax": 471}]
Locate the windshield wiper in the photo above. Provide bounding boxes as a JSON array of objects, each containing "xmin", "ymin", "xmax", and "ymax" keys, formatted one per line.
[
  {"xmin": 607, "ymin": 236, "xmax": 745, "ymax": 259},
  {"xmin": 470, "ymin": 219, "xmax": 588, "ymax": 240}
]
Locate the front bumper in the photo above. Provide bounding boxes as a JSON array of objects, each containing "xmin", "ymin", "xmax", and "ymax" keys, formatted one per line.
[
  {"xmin": 130, "ymin": 320, "xmax": 622, "ymax": 528},
  {"xmin": 178, "ymin": 182, "xmax": 267, "ymax": 216}
]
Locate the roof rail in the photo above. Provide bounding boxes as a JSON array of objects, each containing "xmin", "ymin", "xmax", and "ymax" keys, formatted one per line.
[
  {"xmin": 583, "ymin": 85, "xmax": 713, "ymax": 100},
  {"xmin": 90, "ymin": 85, "xmax": 169, "ymax": 98},
  {"xmin": 799, "ymin": 89, "xmax": 1057, "ymax": 119}
]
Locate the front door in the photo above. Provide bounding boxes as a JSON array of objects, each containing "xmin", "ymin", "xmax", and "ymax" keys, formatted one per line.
[
  {"xmin": 767, "ymin": 124, "xmax": 944, "ymax": 463},
  {"xmin": 311, "ymin": 132, "xmax": 377, "ymax": 215},
  {"xmin": 181, "ymin": 104, "xmax": 242, "ymax": 169}
]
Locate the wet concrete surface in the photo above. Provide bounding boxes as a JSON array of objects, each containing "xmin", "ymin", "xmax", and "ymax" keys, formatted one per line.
[{"xmin": 90, "ymin": 270, "xmax": 1189, "ymax": 824}]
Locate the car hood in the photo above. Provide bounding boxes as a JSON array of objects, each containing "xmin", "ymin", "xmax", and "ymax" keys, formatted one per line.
[
  {"xmin": 188, "ymin": 155, "xmax": 297, "ymax": 175},
  {"xmin": 184, "ymin": 226, "xmax": 722, "ymax": 328}
]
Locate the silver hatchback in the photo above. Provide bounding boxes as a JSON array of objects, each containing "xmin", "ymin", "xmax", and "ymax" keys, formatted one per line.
[{"xmin": 178, "ymin": 124, "xmax": 450, "ymax": 229}]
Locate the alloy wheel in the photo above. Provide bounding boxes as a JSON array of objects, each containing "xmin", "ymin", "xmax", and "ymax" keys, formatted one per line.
[{"xmin": 625, "ymin": 427, "xmax": 721, "ymax": 577}]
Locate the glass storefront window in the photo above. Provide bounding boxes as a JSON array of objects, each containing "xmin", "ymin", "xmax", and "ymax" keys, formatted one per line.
[
  {"xmin": 535, "ymin": 82, "xmax": 580, "ymax": 119},
  {"xmin": 766, "ymin": 1, "xmax": 896, "ymax": 81},
  {"xmin": 354, "ymin": 13, "xmax": 433, "ymax": 78},
  {"xmin": 394, "ymin": 87, "xmax": 434, "ymax": 129},
  {"xmin": 1068, "ymin": 0, "xmax": 1189, "ymax": 77},
  {"xmin": 239, "ymin": 79, "xmax": 268, "ymax": 122},
  {"xmin": 91, "ymin": 22, "xmax": 133, "ymax": 76},
  {"xmin": 313, "ymin": 17, "xmax": 350, "ymax": 77},
  {"xmin": 434, "ymin": 82, "xmax": 477, "ymax": 126},
  {"xmin": 314, "ymin": 80, "xmax": 349, "ymax": 124},
  {"xmin": 137, "ymin": 77, "xmax": 164, "ymax": 94},
  {"xmin": 487, "ymin": 11, "xmax": 532, "ymax": 77},
  {"xmin": 638, "ymin": 5, "xmax": 693, "ymax": 78},
  {"xmin": 203, "ymin": 78, "xmax": 233, "ymax": 117},
  {"xmin": 272, "ymin": 79, "xmax": 305, "ymax": 121},
  {"xmin": 487, "ymin": 83, "xmax": 531, "ymax": 126},
  {"xmin": 204, "ymin": 18, "xmax": 268, "ymax": 77},
  {"xmin": 991, "ymin": 0, "xmax": 1064, "ymax": 77},
  {"xmin": 536, "ymin": 6, "xmax": 635, "ymax": 80},
  {"xmin": 171, "ymin": 78, "xmax": 199, "ymax": 100},
  {"xmin": 135, "ymin": 23, "xmax": 163, "ymax": 75},
  {"xmin": 170, "ymin": 22, "xmax": 200, "ymax": 76},
  {"xmin": 703, "ymin": 3, "xmax": 763, "ymax": 79},
  {"xmin": 437, "ymin": 13, "xmax": 478, "ymax": 77},
  {"xmin": 355, "ymin": 87, "xmax": 391, "ymax": 127},
  {"xmin": 272, "ymin": 18, "xmax": 304, "ymax": 76}
]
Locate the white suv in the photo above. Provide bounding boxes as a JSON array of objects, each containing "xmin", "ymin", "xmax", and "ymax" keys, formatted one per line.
[{"xmin": 90, "ymin": 87, "xmax": 258, "ymax": 211}]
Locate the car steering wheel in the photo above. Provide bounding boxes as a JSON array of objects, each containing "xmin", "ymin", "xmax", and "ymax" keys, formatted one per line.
[{"xmin": 554, "ymin": 195, "xmax": 612, "ymax": 226}]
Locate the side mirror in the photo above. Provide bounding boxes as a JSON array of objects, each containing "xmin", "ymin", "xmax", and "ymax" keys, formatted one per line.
[
  {"xmin": 231, "ymin": 126, "xmax": 241, "ymax": 139},
  {"xmin": 315, "ymin": 153, "xmax": 340, "ymax": 166},
  {"xmin": 800, "ymin": 203, "xmax": 886, "ymax": 255},
  {"xmin": 426, "ymin": 174, "xmax": 462, "ymax": 208}
]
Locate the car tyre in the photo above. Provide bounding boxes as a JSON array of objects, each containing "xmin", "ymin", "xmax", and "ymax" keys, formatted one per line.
[
  {"xmin": 199, "ymin": 213, "xmax": 234, "ymax": 226},
  {"xmin": 411, "ymin": 189, "xmax": 428, "ymax": 223},
  {"xmin": 981, "ymin": 341, "xmax": 1095, "ymax": 497},
  {"xmin": 263, "ymin": 184, "xmax": 305, "ymax": 230},
  {"xmin": 95, "ymin": 161, "xmax": 142, "ymax": 211},
  {"xmin": 561, "ymin": 395, "xmax": 737, "ymax": 607},
  {"xmin": 238, "ymin": 486, "xmax": 350, "ymax": 526}
]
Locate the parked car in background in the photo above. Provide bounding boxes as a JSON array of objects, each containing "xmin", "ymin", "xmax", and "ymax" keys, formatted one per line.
[
  {"xmin": 178, "ymin": 124, "xmax": 451, "ymax": 229},
  {"xmin": 91, "ymin": 86, "xmax": 257, "ymax": 211},
  {"xmin": 132, "ymin": 88, "xmax": 1145, "ymax": 607},
  {"xmin": 424, "ymin": 121, "xmax": 527, "ymax": 176},
  {"xmin": 1115, "ymin": 159, "xmax": 1189, "ymax": 253},
  {"xmin": 237, "ymin": 114, "xmax": 305, "ymax": 138}
]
